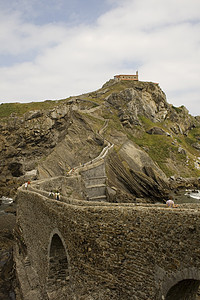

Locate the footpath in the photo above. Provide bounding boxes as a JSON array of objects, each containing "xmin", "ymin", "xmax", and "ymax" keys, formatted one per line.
[{"xmin": 67, "ymin": 119, "xmax": 114, "ymax": 201}]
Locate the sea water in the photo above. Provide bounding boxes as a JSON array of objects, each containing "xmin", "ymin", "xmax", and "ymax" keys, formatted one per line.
[
  {"xmin": 173, "ymin": 189, "xmax": 200, "ymax": 204},
  {"xmin": 185, "ymin": 190, "xmax": 200, "ymax": 200},
  {"xmin": 0, "ymin": 197, "xmax": 14, "ymax": 214},
  {"xmin": 0, "ymin": 196, "xmax": 13, "ymax": 205}
]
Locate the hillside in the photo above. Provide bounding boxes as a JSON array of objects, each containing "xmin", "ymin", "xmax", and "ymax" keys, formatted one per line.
[{"xmin": 0, "ymin": 79, "xmax": 200, "ymax": 200}]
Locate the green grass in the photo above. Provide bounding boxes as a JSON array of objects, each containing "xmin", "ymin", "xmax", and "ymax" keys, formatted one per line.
[
  {"xmin": 129, "ymin": 129, "xmax": 200, "ymax": 177},
  {"xmin": 0, "ymin": 97, "xmax": 74, "ymax": 118},
  {"xmin": 128, "ymin": 131, "xmax": 187, "ymax": 175},
  {"xmin": 0, "ymin": 79, "xmax": 152, "ymax": 119},
  {"xmin": 83, "ymin": 113, "xmax": 105, "ymax": 132},
  {"xmin": 139, "ymin": 116, "xmax": 156, "ymax": 130},
  {"xmin": 104, "ymin": 112, "xmax": 124, "ymax": 133},
  {"xmin": 177, "ymin": 127, "xmax": 200, "ymax": 157},
  {"xmin": 101, "ymin": 80, "xmax": 146, "ymax": 98},
  {"xmin": 0, "ymin": 100, "xmax": 58, "ymax": 118}
]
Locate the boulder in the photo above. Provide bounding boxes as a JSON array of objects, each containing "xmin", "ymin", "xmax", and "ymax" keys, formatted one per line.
[
  {"xmin": 24, "ymin": 170, "xmax": 38, "ymax": 181},
  {"xmin": 192, "ymin": 143, "xmax": 200, "ymax": 151},
  {"xmin": 146, "ymin": 127, "xmax": 167, "ymax": 135},
  {"xmin": 178, "ymin": 147, "xmax": 187, "ymax": 155}
]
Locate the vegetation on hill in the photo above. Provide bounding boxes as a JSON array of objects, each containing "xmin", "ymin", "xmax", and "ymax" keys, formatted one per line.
[
  {"xmin": 0, "ymin": 98, "xmax": 71, "ymax": 118},
  {"xmin": 0, "ymin": 79, "xmax": 200, "ymax": 198}
]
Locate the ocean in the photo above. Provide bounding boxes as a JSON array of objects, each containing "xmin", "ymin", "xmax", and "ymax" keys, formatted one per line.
[{"xmin": 174, "ymin": 189, "xmax": 200, "ymax": 204}]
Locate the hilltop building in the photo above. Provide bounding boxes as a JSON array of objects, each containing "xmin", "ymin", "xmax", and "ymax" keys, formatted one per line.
[{"xmin": 114, "ymin": 71, "xmax": 138, "ymax": 81}]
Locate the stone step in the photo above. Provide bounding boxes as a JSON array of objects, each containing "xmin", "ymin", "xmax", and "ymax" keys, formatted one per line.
[
  {"xmin": 84, "ymin": 177, "xmax": 106, "ymax": 187},
  {"xmin": 86, "ymin": 184, "xmax": 106, "ymax": 189},
  {"xmin": 88, "ymin": 195, "xmax": 107, "ymax": 201},
  {"xmin": 87, "ymin": 176, "xmax": 107, "ymax": 179},
  {"xmin": 86, "ymin": 185, "xmax": 106, "ymax": 198}
]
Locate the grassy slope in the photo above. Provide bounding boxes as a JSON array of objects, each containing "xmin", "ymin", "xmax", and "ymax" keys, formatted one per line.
[
  {"xmin": 1, "ymin": 82, "xmax": 200, "ymax": 178},
  {"xmin": 0, "ymin": 98, "xmax": 70, "ymax": 118},
  {"xmin": 128, "ymin": 117, "xmax": 200, "ymax": 177}
]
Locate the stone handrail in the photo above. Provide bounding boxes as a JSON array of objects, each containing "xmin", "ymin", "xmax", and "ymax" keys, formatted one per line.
[{"xmin": 20, "ymin": 182, "xmax": 200, "ymax": 212}]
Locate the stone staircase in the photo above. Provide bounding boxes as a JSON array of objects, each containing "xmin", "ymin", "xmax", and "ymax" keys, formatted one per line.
[
  {"xmin": 80, "ymin": 161, "xmax": 107, "ymax": 201},
  {"xmin": 67, "ymin": 119, "xmax": 114, "ymax": 202}
]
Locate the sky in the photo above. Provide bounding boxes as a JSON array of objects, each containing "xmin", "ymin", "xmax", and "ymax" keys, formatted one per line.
[{"xmin": 0, "ymin": 0, "xmax": 199, "ymax": 116}]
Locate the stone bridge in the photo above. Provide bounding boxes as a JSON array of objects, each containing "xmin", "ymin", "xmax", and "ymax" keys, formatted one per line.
[{"xmin": 15, "ymin": 174, "xmax": 200, "ymax": 300}]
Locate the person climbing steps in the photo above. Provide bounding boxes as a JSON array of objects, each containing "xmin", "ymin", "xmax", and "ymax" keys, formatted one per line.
[{"xmin": 166, "ymin": 199, "xmax": 178, "ymax": 208}]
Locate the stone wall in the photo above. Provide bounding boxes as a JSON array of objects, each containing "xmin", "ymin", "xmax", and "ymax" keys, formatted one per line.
[
  {"xmin": 15, "ymin": 183, "xmax": 200, "ymax": 300},
  {"xmin": 80, "ymin": 160, "xmax": 107, "ymax": 201},
  {"xmin": 30, "ymin": 176, "xmax": 86, "ymax": 200}
]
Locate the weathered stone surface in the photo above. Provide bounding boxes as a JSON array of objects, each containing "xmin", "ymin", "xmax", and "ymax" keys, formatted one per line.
[
  {"xmin": 0, "ymin": 79, "xmax": 200, "ymax": 300},
  {"xmin": 178, "ymin": 146, "xmax": 187, "ymax": 155},
  {"xmin": 24, "ymin": 169, "xmax": 38, "ymax": 181},
  {"xmin": 15, "ymin": 182, "xmax": 200, "ymax": 300},
  {"xmin": 146, "ymin": 127, "xmax": 168, "ymax": 135},
  {"xmin": 105, "ymin": 83, "xmax": 170, "ymax": 124},
  {"xmin": 0, "ymin": 80, "xmax": 199, "ymax": 197},
  {"xmin": 192, "ymin": 143, "xmax": 200, "ymax": 150},
  {"xmin": 0, "ymin": 212, "xmax": 16, "ymax": 300},
  {"xmin": 25, "ymin": 110, "xmax": 43, "ymax": 120},
  {"xmin": 106, "ymin": 149, "xmax": 168, "ymax": 202}
]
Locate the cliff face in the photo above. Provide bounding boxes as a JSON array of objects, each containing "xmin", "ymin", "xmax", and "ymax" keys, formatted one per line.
[
  {"xmin": 104, "ymin": 80, "xmax": 195, "ymax": 133},
  {"xmin": 0, "ymin": 79, "xmax": 200, "ymax": 198},
  {"xmin": 0, "ymin": 105, "xmax": 71, "ymax": 196}
]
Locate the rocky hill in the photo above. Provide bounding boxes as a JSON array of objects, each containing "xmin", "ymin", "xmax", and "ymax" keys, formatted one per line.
[{"xmin": 0, "ymin": 79, "xmax": 200, "ymax": 200}]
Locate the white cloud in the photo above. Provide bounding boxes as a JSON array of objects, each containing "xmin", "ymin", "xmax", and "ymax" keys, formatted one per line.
[
  {"xmin": 0, "ymin": 12, "xmax": 68, "ymax": 55},
  {"xmin": 0, "ymin": 0, "xmax": 199, "ymax": 116}
]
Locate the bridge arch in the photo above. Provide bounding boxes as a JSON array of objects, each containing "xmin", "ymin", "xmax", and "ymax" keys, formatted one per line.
[
  {"xmin": 46, "ymin": 229, "xmax": 71, "ymax": 299},
  {"xmin": 160, "ymin": 268, "xmax": 200, "ymax": 300}
]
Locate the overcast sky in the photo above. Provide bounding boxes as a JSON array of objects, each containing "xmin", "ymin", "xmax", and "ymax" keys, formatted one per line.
[{"xmin": 0, "ymin": 0, "xmax": 199, "ymax": 116}]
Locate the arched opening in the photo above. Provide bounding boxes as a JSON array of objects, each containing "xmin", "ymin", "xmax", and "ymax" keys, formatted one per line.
[
  {"xmin": 46, "ymin": 233, "xmax": 70, "ymax": 299},
  {"xmin": 165, "ymin": 279, "xmax": 200, "ymax": 300}
]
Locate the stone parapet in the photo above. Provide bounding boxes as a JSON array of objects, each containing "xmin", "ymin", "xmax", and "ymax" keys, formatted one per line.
[{"xmin": 15, "ymin": 183, "xmax": 200, "ymax": 299}]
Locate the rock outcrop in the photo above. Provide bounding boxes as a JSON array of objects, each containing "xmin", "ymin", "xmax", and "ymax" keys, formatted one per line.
[
  {"xmin": 106, "ymin": 142, "xmax": 169, "ymax": 202},
  {"xmin": 1, "ymin": 78, "xmax": 200, "ymax": 300},
  {"xmin": 105, "ymin": 82, "xmax": 169, "ymax": 126},
  {"xmin": 0, "ymin": 79, "xmax": 200, "ymax": 199}
]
